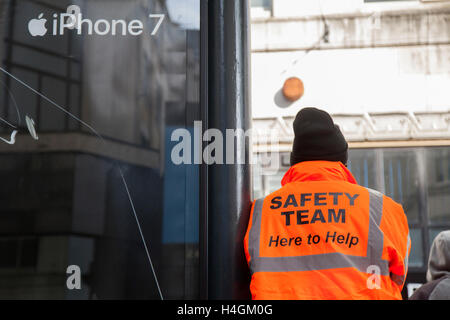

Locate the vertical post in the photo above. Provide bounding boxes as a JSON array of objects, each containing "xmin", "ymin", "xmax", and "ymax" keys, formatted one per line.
[{"xmin": 207, "ymin": 0, "xmax": 252, "ymax": 299}]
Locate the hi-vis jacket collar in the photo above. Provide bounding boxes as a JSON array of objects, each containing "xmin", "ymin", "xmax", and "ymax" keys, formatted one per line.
[{"xmin": 281, "ymin": 161, "xmax": 357, "ymax": 186}]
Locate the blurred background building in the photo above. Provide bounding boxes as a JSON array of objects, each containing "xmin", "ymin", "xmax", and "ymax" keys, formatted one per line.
[
  {"xmin": 250, "ymin": 0, "xmax": 450, "ymax": 296},
  {"xmin": 0, "ymin": 0, "xmax": 252, "ymax": 301},
  {"xmin": 0, "ymin": 0, "xmax": 201, "ymax": 299}
]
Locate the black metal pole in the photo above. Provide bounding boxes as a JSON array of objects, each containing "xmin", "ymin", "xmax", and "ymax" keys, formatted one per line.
[{"xmin": 207, "ymin": 0, "xmax": 252, "ymax": 299}]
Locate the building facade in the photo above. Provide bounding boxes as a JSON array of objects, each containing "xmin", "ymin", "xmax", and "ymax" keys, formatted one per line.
[
  {"xmin": 0, "ymin": 0, "xmax": 253, "ymax": 300},
  {"xmin": 0, "ymin": 0, "xmax": 202, "ymax": 299}
]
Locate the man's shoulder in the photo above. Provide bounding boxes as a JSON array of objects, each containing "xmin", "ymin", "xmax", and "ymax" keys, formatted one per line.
[
  {"xmin": 254, "ymin": 188, "xmax": 283, "ymax": 206},
  {"xmin": 360, "ymin": 186, "xmax": 404, "ymax": 211},
  {"xmin": 380, "ymin": 192, "xmax": 405, "ymax": 212}
]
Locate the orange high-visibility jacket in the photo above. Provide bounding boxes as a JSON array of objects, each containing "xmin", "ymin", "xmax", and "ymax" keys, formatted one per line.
[{"xmin": 244, "ymin": 161, "xmax": 411, "ymax": 300}]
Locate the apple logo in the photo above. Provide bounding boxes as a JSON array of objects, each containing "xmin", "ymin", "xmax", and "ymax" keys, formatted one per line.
[{"xmin": 28, "ymin": 13, "xmax": 47, "ymax": 36}]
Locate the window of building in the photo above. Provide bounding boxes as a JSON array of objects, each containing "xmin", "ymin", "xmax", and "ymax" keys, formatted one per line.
[
  {"xmin": 250, "ymin": 0, "xmax": 272, "ymax": 18},
  {"xmin": 383, "ymin": 149, "xmax": 422, "ymax": 223},
  {"xmin": 426, "ymin": 147, "xmax": 450, "ymax": 224},
  {"xmin": 251, "ymin": 0, "xmax": 272, "ymax": 9},
  {"xmin": 347, "ymin": 149, "xmax": 378, "ymax": 189},
  {"xmin": 0, "ymin": 0, "xmax": 200, "ymax": 300},
  {"xmin": 0, "ymin": 0, "xmax": 82, "ymax": 134},
  {"xmin": 408, "ymin": 228, "xmax": 424, "ymax": 268},
  {"xmin": 0, "ymin": 238, "xmax": 38, "ymax": 269}
]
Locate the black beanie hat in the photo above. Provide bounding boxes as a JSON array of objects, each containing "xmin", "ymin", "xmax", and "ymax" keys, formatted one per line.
[{"xmin": 290, "ymin": 107, "xmax": 348, "ymax": 166}]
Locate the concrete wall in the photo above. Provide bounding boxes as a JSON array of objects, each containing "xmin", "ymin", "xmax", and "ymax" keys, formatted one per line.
[{"xmin": 251, "ymin": 1, "xmax": 450, "ymax": 118}]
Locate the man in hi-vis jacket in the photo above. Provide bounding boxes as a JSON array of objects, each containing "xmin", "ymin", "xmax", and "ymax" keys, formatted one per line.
[{"xmin": 244, "ymin": 107, "xmax": 410, "ymax": 300}]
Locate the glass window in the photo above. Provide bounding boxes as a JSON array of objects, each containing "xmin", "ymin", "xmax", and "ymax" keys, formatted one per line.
[
  {"xmin": 264, "ymin": 171, "xmax": 285, "ymax": 195},
  {"xmin": 0, "ymin": 0, "xmax": 200, "ymax": 299},
  {"xmin": 251, "ymin": 0, "xmax": 272, "ymax": 9},
  {"xmin": 348, "ymin": 149, "xmax": 378, "ymax": 189},
  {"xmin": 250, "ymin": 0, "xmax": 272, "ymax": 18},
  {"xmin": 0, "ymin": 239, "xmax": 18, "ymax": 268},
  {"xmin": 426, "ymin": 148, "xmax": 450, "ymax": 224},
  {"xmin": 383, "ymin": 149, "xmax": 421, "ymax": 223},
  {"xmin": 409, "ymin": 228, "xmax": 424, "ymax": 268},
  {"xmin": 429, "ymin": 228, "xmax": 449, "ymax": 250}
]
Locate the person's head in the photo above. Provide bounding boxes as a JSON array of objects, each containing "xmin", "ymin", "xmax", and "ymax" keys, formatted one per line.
[
  {"xmin": 290, "ymin": 107, "xmax": 348, "ymax": 166},
  {"xmin": 426, "ymin": 230, "xmax": 450, "ymax": 282}
]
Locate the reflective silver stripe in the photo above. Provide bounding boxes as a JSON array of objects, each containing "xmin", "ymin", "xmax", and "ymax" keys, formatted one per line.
[
  {"xmin": 248, "ymin": 198, "xmax": 264, "ymax": 271},
  {"xmin": 248, "ymin": 188, "xmax": 389, "ymax": 276},
  {"xmin": 367, "ymin": 188, "xmax": 384, "ymax": 262},
  {"xmin": 252, "ymin": 252, "xmax": 389, "ymax": 274},
  {"xmin": 391, "ymin": 273, "xmax": 405, "ymax": 286}
]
